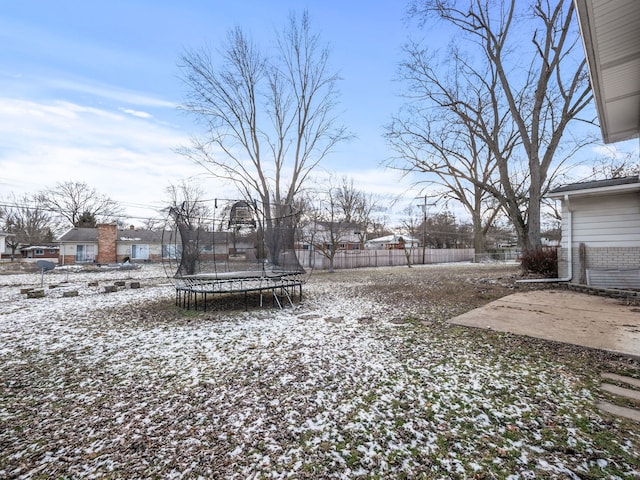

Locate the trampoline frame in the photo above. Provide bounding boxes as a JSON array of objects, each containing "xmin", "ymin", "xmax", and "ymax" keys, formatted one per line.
[
  {"xmin": 164, "ymin": 198, "xmax": 306, "ymax": 311},
  {"xmin": 174, "ymin": 271, "xmax": 304, "ymax": 311}
]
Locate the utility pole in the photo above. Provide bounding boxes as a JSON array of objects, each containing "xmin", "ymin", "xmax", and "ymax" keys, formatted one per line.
[{"xmin": 416, "ymin": 195, "xmax": 436, "ymax": 264}]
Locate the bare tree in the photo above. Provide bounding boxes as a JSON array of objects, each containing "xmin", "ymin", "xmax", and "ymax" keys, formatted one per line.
[
  {"xmin": 333, "ymin": 176, "xmax": 387, "ymax": 247},
  {"xmin": 399, "ymin": 0, "xmax": 593, "ymax": 249},
  {"xmin": 312, "ymin": 221, "xmax": 354, "ymax": 274},
  {"xmin": 163, "ymin": 179, "xmax": 214, "ymax": 275},
  {"xmin": 387, "ymin": 103, "xmax": 506, "ymax": 253},
  {"xmin": 397, "ymin": 205, "xmax": 422, "ymax": 267},
  {"xmin": 587, "ymin": 152, "xmax": 640, "ymax": 180},
  {"xmin": 1, "ymin": 193, "xmax": 54, "ymax": 258},
  {"xmin": 178, "ymin": 11, "xmax": 349, "ymax": 267},
  {"xmin": 163, "ymin": 179, "xmax": 212, "ymax": 229},
  {"xmin": 38, "ymin": 181, "xmax": 124, "ymax": 229},
  {"xmin": 301, "ymin": 183, "xmax": 358, "ymax": 273}
]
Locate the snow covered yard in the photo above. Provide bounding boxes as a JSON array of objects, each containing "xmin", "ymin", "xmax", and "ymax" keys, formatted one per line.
[{"xmin": 0, "ymin": 263, "xmax": 639, "ymax": 479}]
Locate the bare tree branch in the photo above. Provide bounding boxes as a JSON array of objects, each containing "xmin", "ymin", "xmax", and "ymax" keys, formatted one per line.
[
  {"xmin": 178, "ymin": 11, "xmax": 350, "ymax": 265},
  {"xmin": 394, "ymin": 0, "xmax": 593, "ymax": 249},
  {"xmin": 38, "ymin": 181, "xmax": 124, "ymax": 229}
]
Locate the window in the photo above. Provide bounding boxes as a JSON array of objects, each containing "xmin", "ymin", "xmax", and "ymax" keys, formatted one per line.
[
  {"xmin": 76, "ymin": 245, "xmax": 95, "ymax": 262},
  {"xmin": 35, "ymin": 249, "xmax": 44, "ymax": 256},
  {"xmin": 131, "ymin": 244, "xmax": 149, "ymax": 260},
  {"xmin": 162, "ymin": 244, "xmax": 182, "ymax": 259}
]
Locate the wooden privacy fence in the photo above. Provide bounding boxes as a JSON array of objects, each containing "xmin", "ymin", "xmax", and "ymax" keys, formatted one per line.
[{"xmin": 296, "ymin": 248, "xmax": 475, "ymax": 271}]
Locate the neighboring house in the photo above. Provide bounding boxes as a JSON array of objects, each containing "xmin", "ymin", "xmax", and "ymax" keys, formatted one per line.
[
  {"xmin": 20, "ymin": 245, "xmax": 60, "ymax": 260},
  {"xmin": 365, "ymin": 234, "xmax": 419, "ymax": 250},
  {"xmin": 0, "ymin": 233, "xmax": 59, "ymax": 261},
  {"xmin": 0, "ymin": 231, "xmax": 12, "ymax": 259},
  {"xmin": 547, "ymin": 1, "xmax": 640, "ymax": 288},
  {"xmin": 115, "ymin": 226, "xmax": 167, "ymax": 263},
  {"xmin": 302, "ymin": 221, "xmax": 363, "ymax": 251},
  {"xmin": 58, "ymin": 224, "xmax": 166, "ymax": 265},
  {"xmin": 57, "ymin": 223, "xmax": 231, "ymax": 265}
]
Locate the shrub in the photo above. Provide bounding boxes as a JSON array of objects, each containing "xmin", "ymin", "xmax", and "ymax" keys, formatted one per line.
[{"xmin": 520, "ymin": 247, "xmax": 558, "ymax": 278}]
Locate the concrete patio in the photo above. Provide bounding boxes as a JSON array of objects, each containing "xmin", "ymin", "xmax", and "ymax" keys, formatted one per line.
[{"xmin": 449, "ymin": 289, "xmax": 640, "ymax": 358}]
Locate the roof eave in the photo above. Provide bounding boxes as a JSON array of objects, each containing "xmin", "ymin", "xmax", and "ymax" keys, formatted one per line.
[
  {"xmin": 548, "ymin": 182, "xmax": 640, "ymax": 199},
  {"xmin": 574, "ymin": 0, "xmax": 611, "ymax": 143}
]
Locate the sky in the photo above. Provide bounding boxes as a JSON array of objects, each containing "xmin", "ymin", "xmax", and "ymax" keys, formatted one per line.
[
  {"xmin": 0, "ymin": 0, "xmax": 433, "ymax": 226},
  {"xmin": 1, "ymin": 1, "xmax": 637, "ymax": 229}
]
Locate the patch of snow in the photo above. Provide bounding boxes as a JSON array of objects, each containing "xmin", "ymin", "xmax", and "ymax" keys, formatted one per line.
[{"xmin": 0, "ymin": 264, "xmax": 637, "ymax": 478}]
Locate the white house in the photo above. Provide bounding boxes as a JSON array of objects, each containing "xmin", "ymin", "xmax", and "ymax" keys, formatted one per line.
[
  {"xmin": 547, "ymin": 0, "xmax": 640, "ymax": 288},
  {"xmin": 0, "ymin": 231, "xmax": 12, "ymax": 259},
  {"xmin": 365, "ymin": 234, "xmax": 420, "ymax": 250},
  {"xmin": 301, "ymin": 221, "xmax": 363, "ymax": 251},
  {"xmin": 548, "ymin": 177, "xmax": 640, "ymax": 287}
]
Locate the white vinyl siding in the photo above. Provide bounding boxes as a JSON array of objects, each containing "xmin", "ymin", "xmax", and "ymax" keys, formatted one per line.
[{"xmin": 561, "ymin": 193, "xmax": 640, "ymax": 248}]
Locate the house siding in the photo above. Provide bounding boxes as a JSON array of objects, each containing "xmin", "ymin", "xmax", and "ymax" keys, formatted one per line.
[
  {"xmin": 558, "ymin": 193, "xmax": 640, "ymax": 285},
  {"xmin": 59, "ymin": 243, "xmax": 77, "ymax": 265},
  {"xmin": 566, "ymin": 193, "xmax": 640, "ymax": 247},
  {"xmin": 116, "ymin": 242, "xmax": 163, "ymax": 263}
]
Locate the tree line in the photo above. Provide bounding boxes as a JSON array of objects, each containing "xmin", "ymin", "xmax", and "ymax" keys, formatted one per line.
[{"xmin": 1, "ymin": 176, "xmax": 488, "ymax": 265}]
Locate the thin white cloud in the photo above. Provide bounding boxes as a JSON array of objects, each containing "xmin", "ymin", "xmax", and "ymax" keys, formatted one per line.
[
  {"xmin": 0, "ymin": 97, "xmax": 232, "ymax": 221},
  {"xmin": 120, "ymin": 108, "xmax": 153, "ymax": 119},
  {"xmin": 49, "ymin": 78, "xmax": 178, "ymax": 109},
  {"xmin": 592, "ymin": 142, "xmax": 639, "ymax": 160}
]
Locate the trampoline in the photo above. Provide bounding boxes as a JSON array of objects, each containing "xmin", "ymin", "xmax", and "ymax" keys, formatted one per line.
[{"xmin": 162, "ymin": 199, "xmax": 306, "ymax": 311}]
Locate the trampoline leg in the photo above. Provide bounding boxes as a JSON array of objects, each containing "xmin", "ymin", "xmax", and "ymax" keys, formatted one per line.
[
  {"xmin": 283, "ymin": 286, "xmax": 294, "ymax": 307},
  {"xmin": 273, "ymin": 287, "xmax": 282, "ymax": 309}
]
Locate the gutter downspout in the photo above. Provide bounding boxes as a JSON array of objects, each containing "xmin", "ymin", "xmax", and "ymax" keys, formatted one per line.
[{"xmin": 517, "ymin": 193, "xmax": 573, "ymax": 283}]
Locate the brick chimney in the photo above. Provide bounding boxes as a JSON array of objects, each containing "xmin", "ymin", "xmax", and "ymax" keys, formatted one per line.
[{"xmin": 96, "ymin": 223, "xmax": 117, "ymax": 264}]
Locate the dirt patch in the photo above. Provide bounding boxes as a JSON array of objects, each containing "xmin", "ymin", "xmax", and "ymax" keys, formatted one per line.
[{"xmin": 309, "ymin": 263, "xmax": 545, "ymax": 321}]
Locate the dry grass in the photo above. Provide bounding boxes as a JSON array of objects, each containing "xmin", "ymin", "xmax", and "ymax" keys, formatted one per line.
[{"xmin": 1, "ymin": 263, "xmax": 639, "ymax": 479}]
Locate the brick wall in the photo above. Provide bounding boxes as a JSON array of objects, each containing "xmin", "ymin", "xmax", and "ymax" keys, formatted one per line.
[
  {"xmin": 585, "ymin": 247, "xmax": 640, "ymax": 268},
  {"xmin": 96, "ymin": 224, "xmax": 117, "ymax": 264},
  {"xmin": 564, "ymin": 246, "xmax": 640, "ymax": 284}
]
